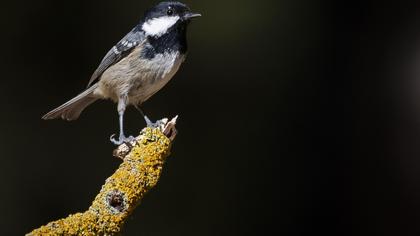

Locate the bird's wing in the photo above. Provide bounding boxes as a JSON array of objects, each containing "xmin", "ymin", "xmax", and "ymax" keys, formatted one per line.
[{"xmin": 87, "ymin": 28, "xmax": 146, "ymax": 87}]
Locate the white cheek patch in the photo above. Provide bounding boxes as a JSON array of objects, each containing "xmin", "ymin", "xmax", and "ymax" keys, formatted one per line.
[{"xmin": 142, "ymin": 16, "xmax": 180, "ymax": 37}]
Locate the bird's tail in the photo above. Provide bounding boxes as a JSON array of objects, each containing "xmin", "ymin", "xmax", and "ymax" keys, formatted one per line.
[{"xmin": 42, "ymin": 84, "xmax": 99, "ymax": 121}]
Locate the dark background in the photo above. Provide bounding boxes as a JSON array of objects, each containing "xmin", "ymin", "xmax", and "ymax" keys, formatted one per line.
[{"xmin": 2, "ymin": 0, "xmax": 420, "ymax": 235}]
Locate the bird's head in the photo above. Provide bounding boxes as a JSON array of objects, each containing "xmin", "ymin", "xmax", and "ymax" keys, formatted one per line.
[{"xmin": 140, "ymin": 1, "xmax": 201, "ymax": 37}]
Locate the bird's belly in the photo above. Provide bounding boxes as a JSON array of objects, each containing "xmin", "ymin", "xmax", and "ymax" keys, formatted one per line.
[{"xmin": 96, "ymin": 51, "xmax": 185, "ymax": 104}]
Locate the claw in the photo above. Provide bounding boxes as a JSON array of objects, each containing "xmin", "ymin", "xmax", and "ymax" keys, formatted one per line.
[
  {"xmin": 110, "ymin": 134, "xmax": 123, "ymax": 145},
  {"xmin": 144, "ymin": 115, "xmax": 167, "ymax": 128},
  {"xmin": 144, "ymin": 115, "xmax": 155, "ymax": 127},
  {"xmin": 110, "ymin": 134, "xmax": 134, "ymax": 145}
]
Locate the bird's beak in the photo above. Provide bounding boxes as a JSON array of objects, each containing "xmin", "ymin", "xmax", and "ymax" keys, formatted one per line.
[{"xmin": 184, "ymin": 12, "xmax": 202, "ymax": 20}]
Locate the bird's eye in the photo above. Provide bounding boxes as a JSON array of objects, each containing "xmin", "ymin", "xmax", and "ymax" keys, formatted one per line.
[{"xmin": 167, "ymin": 9, "xmax": 174, "ymax": 16}]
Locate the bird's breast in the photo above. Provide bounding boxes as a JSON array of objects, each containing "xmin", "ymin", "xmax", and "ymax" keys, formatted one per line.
[
  {"xmin": 129, "ymin": 51, "xmax": 185, "ymax": 103},
  {"xmin": 96, "ymin": 46, "xmax": 185, "ymax": 104}
]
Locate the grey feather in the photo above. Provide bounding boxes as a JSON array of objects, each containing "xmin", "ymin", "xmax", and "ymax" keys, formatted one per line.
[
  {"xmin": 42, "ymin": 84, "xmax": 99, "ymax": 121},
  {"xmin": 87, "ymin": 28, "xmax": 146, "ymax": 87}
]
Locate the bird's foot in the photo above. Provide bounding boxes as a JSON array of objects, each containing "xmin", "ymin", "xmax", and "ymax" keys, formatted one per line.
[
  {"xmin": 110, "ymin": 134, "xmax": 135, "ymax": 145},
  {"xmin": 144, "ymin": 115, "xmax": 166, "ymax": 128},
  {"xmin": 144, "ymin": 116, "xmax": 156, "ymax": 127}
]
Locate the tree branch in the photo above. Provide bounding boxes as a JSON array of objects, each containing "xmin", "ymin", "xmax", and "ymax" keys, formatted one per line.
[{"xmin": 27, "ymin": 116, "xmax": 178, "ymax": 236}]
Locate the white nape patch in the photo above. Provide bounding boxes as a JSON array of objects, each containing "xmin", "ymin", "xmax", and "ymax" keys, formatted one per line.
[{"xmin": 142, "ymin": 16, "xmax": 180, "ymax": 37}]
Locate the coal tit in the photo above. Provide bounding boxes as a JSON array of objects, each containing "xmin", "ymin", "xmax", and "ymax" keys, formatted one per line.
[{"xmin": 42, "ymin": 1, "xmax": 201, "ymax": 145}]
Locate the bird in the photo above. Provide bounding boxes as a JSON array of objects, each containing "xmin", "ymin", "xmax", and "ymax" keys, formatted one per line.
[{"xmin": 42, "ymin": 1, "xmax": 201, "ymax": 145}]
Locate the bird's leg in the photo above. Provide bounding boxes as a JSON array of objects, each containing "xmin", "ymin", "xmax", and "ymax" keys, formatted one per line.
[
  {"xmin": 110, "ymin": 96, "xmax": 134, "ymax": 145},
  {"xmin": 134, "ymin": 105, "xmax": 157, "ymax": 127}
]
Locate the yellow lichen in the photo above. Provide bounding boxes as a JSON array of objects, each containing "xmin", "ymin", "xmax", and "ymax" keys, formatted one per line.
[{"xmin": 27, "ymin": 128, "xmax": 172, "ymax": 236}]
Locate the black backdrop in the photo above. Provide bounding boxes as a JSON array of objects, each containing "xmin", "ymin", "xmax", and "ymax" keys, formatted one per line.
[{"xmin": 2, "ymin": 0, "xmax": 420, "ymax": 235}]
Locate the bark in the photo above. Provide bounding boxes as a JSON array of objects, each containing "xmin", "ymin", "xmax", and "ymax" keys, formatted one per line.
[{"xmin": 27, "ymin": 117, "xmax": 178, "ymax": 236}]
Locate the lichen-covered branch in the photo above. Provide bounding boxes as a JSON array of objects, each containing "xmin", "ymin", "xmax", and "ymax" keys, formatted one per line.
[{"xmin": 27, "ymin": 117, "xmax": 178, "ymax": 236}]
